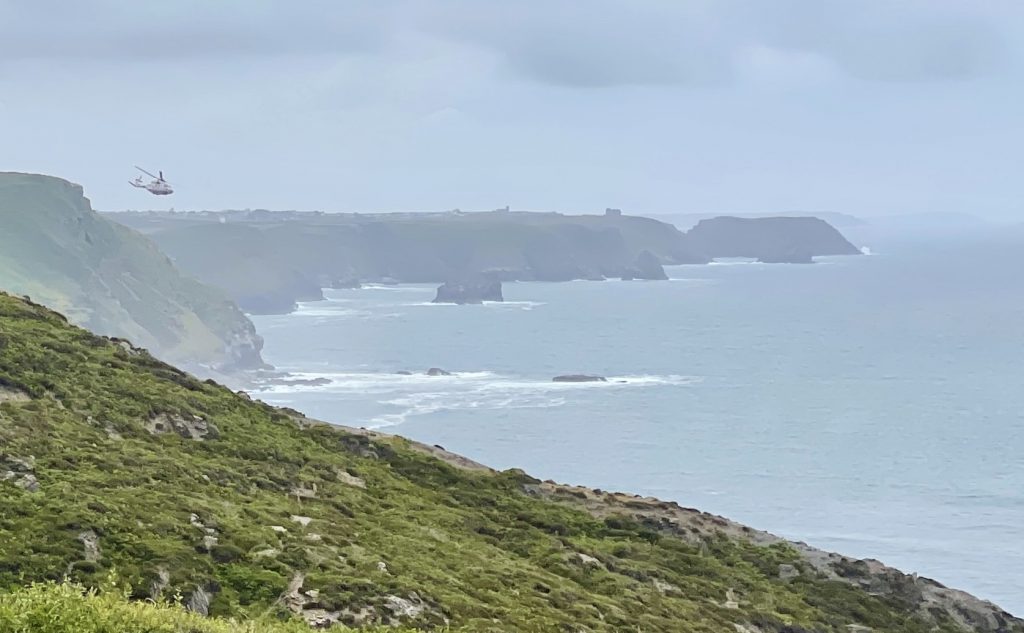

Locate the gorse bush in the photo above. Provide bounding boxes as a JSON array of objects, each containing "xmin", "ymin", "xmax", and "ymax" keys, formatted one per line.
[{"xmin": 0, "ymin": 581, "xmax": 346, "ymax": 633}]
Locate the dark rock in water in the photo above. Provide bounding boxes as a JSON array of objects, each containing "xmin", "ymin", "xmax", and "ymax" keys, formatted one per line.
[
  {"xmin": 426, "ymin": 368, "xmax": 452, "ymax": 376},
  {"xmin": 433, "ymin": 278, "xmax": 503, "ymax": 304},
  {"xmin": 552, "ymin": 375, "xmax": 607, "ymax": 383},
  {"xmin": 285, "ymin": 377, "xmax": 331, "ymax": 387},
  {"xmin": 396, "ymin": 370, "xmax": 413, "ymax": 376}
]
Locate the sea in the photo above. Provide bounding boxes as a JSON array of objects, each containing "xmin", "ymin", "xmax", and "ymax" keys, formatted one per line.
[{"xmin": 249, "ymin": 226, "xmax": 1024, "ymax": 614}]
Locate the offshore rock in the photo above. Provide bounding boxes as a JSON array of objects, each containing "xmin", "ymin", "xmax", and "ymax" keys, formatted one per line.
[
  {"xmin": 432, "ymin": 278, "xmax": 503, "ymax": 304},
  {"xmin": 553, "ymin": 375, "xmax": 607, "ymax": 383}
]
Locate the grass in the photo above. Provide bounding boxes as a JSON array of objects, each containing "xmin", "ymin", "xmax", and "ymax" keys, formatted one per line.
[{"xmin": 0, "ymin": 291, "xmax": 1009, "ymax": 632}]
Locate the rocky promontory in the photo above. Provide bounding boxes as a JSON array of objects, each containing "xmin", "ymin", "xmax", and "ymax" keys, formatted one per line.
[{"xmin": 684, "ymin": 216, "xmax": 861, "ymax": 263}]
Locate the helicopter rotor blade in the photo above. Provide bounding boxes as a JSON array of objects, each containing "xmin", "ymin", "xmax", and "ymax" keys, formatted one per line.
[{"xmin": 134, "ymin": 165, "xmax": 159, "ymax": 179}]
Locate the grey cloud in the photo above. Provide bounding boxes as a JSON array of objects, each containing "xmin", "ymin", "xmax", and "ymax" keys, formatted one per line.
[
  {"xmin": 416, "ymin": 0, "xmax": 1018, "ymax": 86},
  {"xmin": 1, "ymin": 0, "xmax": 1017, "ymax": 85},
  {"xmin": 0, "ymin": 0, "xmax": 393, "ymax": 61}
]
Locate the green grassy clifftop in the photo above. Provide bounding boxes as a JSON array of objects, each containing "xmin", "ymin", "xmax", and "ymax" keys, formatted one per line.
[
  {"xmin": 0, "ymin": 292, "xmax": 1018, "ymax": 632},
  {"xmin": 0, "ymin": 173, "xmax": 265, "ymax": 371}
]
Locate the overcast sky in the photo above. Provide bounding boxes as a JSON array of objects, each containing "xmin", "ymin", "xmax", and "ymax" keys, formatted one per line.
[{"xmin": 1, "ymin": 1, "xmax": 1022, "ymax": 218}]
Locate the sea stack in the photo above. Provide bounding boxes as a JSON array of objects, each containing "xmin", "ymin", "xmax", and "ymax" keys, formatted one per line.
[{"xmin": 432, "ymin": 277, "xmax": 504, "ymax": 304}]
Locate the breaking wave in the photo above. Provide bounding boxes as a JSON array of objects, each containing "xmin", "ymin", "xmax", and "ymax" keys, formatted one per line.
[{"xmin": 250, "ymin": 371, "xmax": 701, "ymax": 429}]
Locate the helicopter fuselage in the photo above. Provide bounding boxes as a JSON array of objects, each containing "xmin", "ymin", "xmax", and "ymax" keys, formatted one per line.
[{"xmin": 129, "ymin": 169, "xmax": 173, "ymax": 195}]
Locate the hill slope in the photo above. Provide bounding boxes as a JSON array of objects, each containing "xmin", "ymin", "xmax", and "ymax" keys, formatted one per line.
[
  {"xmin": 0, "ymin": 292, "xmax": 1018, "ymax": 631},
  {"xmin": 0, "ymin": 173, "xmax": 264, "ymax": 371}
]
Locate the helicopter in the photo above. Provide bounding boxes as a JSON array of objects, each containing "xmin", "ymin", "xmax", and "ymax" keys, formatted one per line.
[{"xmin": 129, "ymin": 166, "xmax": 173, "ymax": 195}]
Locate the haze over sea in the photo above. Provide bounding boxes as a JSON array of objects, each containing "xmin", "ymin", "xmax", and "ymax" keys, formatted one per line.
[{"xmin": 251, "ymin": 227, "xmax": 1024, "ymax": 614}]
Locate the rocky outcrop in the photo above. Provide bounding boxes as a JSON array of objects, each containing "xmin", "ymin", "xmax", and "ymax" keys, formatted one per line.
[
  {"xmin": 621, "ymin": 250, "xmax": 669, "ymax": 280},
  {"xmin": 1, "ymin": 454, "xmax": 39, "ymax": 492},
  {"xmin": 144, "ymin": 413, "xmax": 219, "ymax": 441},
  {"xmin": 0, "ymin": 385, "xmax": 30, "ymax": 403},
  {"xmin": 684, "ymin": 216, "xmax": 861, "ymax": 263},
  {"xmin": 426, "ymin": 367, "xmax": 453, "ymax": 376},
  {"xmin": 433, "ymin": 278, "xmax": 503, "ymax": 304},
  {"xmin": 527, "ymin": 480, "xmax": 1021, "ymax": 633},
  {"xmin": 552, "ymin": 375, "xmax": 607, "ymax": 383}
]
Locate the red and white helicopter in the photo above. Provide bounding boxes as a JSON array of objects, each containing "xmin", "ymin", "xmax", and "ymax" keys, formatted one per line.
[{"xmin": 129, "ymin": 166, "xmax": 173, "ymax": 195}]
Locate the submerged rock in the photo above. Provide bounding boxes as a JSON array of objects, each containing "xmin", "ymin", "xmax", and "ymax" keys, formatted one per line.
[
  {"xmin": 432, "ymin": 278, "xmax": 503, "ymax": 304},
  {"xmin": 426, "ymin": 368, "xmax": 452, "ymax": 376},
  {"xmin": 552, "ymin": 375, "xmax": 607, "ymax": 383}
]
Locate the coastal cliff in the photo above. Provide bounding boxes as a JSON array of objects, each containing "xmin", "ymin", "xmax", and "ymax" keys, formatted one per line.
[
  {"xmin": 108, "ymin": 209, "xmax": 695, "ymax": 314},
  {"xmin": 0, "ymin": 173, "xmax": 266, "ymax": 372},
  {"xmin": 0, "ymin": 291, "xmax": 1018, "ymax": 632},
  {"xmin": 107, "ymin": 209, "xmax": 863, "ymax": 315},
  {"xmin": 684, "ymin": 216, "xmax": 862, "ymax": 263}
]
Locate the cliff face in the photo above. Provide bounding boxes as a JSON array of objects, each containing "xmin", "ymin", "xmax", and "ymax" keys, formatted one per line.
[
  {"xmin": 1, "ymin": 291, "xmax": 1018, "ymax": 631},
  {"xmin": 0, "ymin": 173, "xmax": 265, "ymax": 372},
  {"xmin": 107, "ymin": 210, "xmax": 863, "ymax": 315},
  {"xmin": 109, "ymin": 210, "xmax": 698, "ymax": 314},
  {"xmin": 684, "ymin": 216, "xmax": 862, "ymax": 262}
]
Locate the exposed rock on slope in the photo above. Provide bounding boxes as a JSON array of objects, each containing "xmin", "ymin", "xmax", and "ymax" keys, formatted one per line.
[
  {"xmin": 528, "ymin": 481, "xmax": 1022, "ymax": 633},
  {"xmin": 1, "ymin": 291, "xmax": 1018, "ymax": 632},
  {"xmin": 0, "ymin": 172, "xmax": 266, "ymax": 371},
  {"xmin": 685, "ymin": 216, "xmax": 861, "ymax": 263}
]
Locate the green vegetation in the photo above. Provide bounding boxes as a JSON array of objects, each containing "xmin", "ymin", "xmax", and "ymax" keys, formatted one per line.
[
  {"xmin": 0, "ymin": 292, "xmax": 1016, "ymax": 631},
  {"xmin": 0, "ymin": 581, "xmax": 328, "ymax": 633},
  {"xmin": 0, "ymin": 172, "xmax": 264, "ymax": 370}
]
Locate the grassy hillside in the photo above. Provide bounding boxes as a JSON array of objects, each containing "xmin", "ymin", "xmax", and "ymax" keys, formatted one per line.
[
  {"xmin": 0, "ymin": 173, "xmax": 264, "ymax": 371},
  {"xmin": 0, "ymin": 292, "xmax": 1018, "ymax": 632}
]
